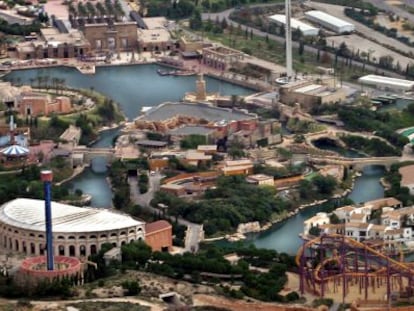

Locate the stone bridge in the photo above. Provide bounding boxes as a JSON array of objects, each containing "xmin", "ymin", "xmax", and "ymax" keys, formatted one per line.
[
  {"xmin": 72, "ymin": 147, "xmax": 115, "ymax": 165},
  {"xmin": 309, "ymin": 155, "xmax": 401, "ymax": 171}
]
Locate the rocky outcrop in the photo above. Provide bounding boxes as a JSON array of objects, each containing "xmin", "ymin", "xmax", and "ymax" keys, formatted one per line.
[{"xmin": 237, "ymin": 221, "xmax": 261, "ymax": 234}]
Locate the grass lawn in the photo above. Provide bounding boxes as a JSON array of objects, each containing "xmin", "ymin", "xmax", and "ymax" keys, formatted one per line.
[
  {"xmin": 386, "ymin": 110, "xmax": 414, "ymax": 131},
  {"xmin": 304, "ymin": 172, "xmax": 319, "ymax": 181}
]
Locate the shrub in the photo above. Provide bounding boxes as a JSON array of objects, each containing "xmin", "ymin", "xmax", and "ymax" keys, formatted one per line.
[{"xmin": 121, "ymin": 280, "xmax": 141, "ymax": 296}]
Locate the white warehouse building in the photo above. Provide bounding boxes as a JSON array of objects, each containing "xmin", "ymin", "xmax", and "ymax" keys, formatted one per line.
[
  {"xmin": 358, "ymin": 75, "xmax": 414, "ymax": 92},
  {"xmin": 268, "ymin": 14, "xmax": 319, "ymax": 36},
  {"xmin": 305, "ymin": 10, "xmax": 355, "ymax": 34}
]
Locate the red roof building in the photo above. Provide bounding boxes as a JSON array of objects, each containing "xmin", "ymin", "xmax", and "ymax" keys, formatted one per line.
[{"xmin": 145, "ymin": 220, "xmax": 173, "ymax": 252}]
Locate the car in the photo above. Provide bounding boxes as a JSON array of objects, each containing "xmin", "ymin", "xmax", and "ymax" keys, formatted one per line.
[{"xmin": 150, "ymin": 171, "xmax": 156, "ymax": 176}]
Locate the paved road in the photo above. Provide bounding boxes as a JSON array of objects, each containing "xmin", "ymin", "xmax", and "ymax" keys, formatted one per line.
[
  {"xmin": 365, "ymin": 0, "xmax": 414, "ymax": 24},
  {"xmin": 329, "ymin": 302, "xmax": 340, "ymax": 311},
  {"xmin": 202, "ymin": 5, "xmax": 405, "ymax": 78},
  {"xmin": 184, "ymin": 223, "xmax": 203, "ymax": 253},
  {"xmin": 128, "ymin": 173, "xmax": 203, "ymax": 252},
  {"xmin": 129, "ymin": 173, "xmax": 163, "ymax": 209},
  {"xmin": 25, "ymin": 297, "xmax": 165, "ymax": 311}
]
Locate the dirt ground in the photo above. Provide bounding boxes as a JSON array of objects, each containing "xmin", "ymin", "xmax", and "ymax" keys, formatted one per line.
[
  {"xmin": 83, "ymin": 270, "xmax": 216, "ymax": 305},
  {"xmin": 325, "ymin": 34, "xmax": 413, "ymax": 68},
  {"xmin": 193, "ymin": 294, "xmax": 315, "ymax": 311},
  {"xmin": 386, "ymin": 0, "xmax": 403, "ymax": 5}
]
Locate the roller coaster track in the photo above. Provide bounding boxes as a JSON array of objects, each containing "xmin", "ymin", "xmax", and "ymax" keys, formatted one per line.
[{"xmin": 296, "ymin": 234, "xmax": 414, "ymax": 279}]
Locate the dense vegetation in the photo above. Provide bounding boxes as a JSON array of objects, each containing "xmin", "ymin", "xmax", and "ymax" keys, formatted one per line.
[
  {"xmin": 337, "ymin": 106, "xmax": 408, "ymax": 150},
  {"xmin": 286, "ymin": 117, "xmax": 325, "ymax": 134},
  {"xmin": 164, "ymin": 155, "xmax": 212, "ymax": 175},
  {"xmin": 0, "ymin": 165, "xmax": 81, "ymax": 204},
  {"xmin": 254, "ymin": 163, "xmax": 305, "ymax": 179},
  {"xmin": 138, "ymin": 173, "xmax": 149, "ymax": 194},
  {"xmin": 29, "ymin": 114, "xmax": 68, "ymax": 143},
  {"xmin": 146, "ymin": 0, "xmax": 283, "ymax": 19},
  {"xmin": 110, "ymin": 160, "xmax": 131, "ymax": 209},
  {"xmin": 151, "ymin": 175, "xmax": 291, "ymax": 235},
  {"xmin": 146, "ymin": 0, "xmax": 195, "ymax": 19},
  {"xmin": 298, "ymin": 175, "xmax": 338, "ymax": 201},
  {"xmin": 180, "ymin": 134, "xmax": 207, "ymax": 149},
  {"xmin": 384, "ymin": 162, "xmax": 414, "ymax": 205},
  {"xmin": 341, "ymin": 135, "xmax": 401, "ymax": 156},
  {"xmin": 119, "ymin": 241, "xmax": 296, "ymax": 302},
  {"xmin": 0, "ymin": 19, "xmax": 41, "ymax": 35}
]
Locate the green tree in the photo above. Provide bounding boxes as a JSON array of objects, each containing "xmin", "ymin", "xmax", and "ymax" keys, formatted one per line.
[
  {"xmin": 121, "ymin": 241, "xmax": 152, "ymax": 268},
  {"xmin": 180, "ymin": 134, "xmax": 207, "ymax": 149},
  {"xmin": 189, "ymin": 9, "xmax": 202, "ymax": 30},
  {"xmin": 298, "ymin": 40, "xmax": 304, "ymax": 56},
  {"xmin": 329, "ymin": 213, "xmax": 340, "ymax": 224},
  {"xmin": 121, "ymin": 280, "xmax": 141, "ymax": 295},
  {"xmin": 312, "ymin": 175, "xmax": 337, "ymax": 195},
  {"xmin": 309, "ymin": 225, "xmax": 321, "ymax": 236},
  {"xmin": 221, "ymin": 17, "xmax": 228, "ymax": 29}
]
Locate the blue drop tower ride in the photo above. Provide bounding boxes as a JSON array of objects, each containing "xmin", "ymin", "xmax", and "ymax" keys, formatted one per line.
[{"xmin": 41, "ymin": 170, "xmax": 54, "ymax": 271}]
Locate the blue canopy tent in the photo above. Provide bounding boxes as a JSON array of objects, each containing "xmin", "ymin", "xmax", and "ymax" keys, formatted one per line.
[{"xmin": 1, "ymin": 144, "xmax": 29, "ymax": 157}]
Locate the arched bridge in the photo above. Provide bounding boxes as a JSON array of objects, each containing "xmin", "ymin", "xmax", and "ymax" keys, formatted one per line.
[
  {"xmin": 72, "ymin": 147, "xmax": 115, "ymax": 165},
  {"xmin": 310, "ymin": 155, "xmax": 401, "ymax": 170}
]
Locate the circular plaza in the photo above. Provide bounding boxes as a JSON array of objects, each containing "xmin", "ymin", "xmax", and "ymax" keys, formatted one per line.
[{"xmin": 0, "ymin": 198, "xmax": 145, "ymax": 258}]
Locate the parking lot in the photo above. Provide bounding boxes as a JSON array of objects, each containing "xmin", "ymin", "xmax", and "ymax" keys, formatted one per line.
[
  {"xmin": 326, "ymin": 34, "xmax": 414, "ymax": 68},
  {"xmin": 307, "ymin": 1, "xmax": 414, "ymax": 63}
]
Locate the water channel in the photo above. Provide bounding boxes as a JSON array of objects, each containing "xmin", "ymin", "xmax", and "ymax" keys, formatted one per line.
[
  {"xmin": 249, "ymin": 165, "xmax": 385, "ymax": 255},
  {"xmin": 5, "ymin": 65, "xmax": 387, "ymax": 254},
  {"xmin": 5, "ymin": 64, "xmax": 253, "ymax": 207}
]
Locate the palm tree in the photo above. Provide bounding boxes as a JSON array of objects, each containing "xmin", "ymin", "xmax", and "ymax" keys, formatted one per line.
[
  {"xmin": 105, "ymin": 0, "xmax": 115, "ymax": 17},
  {"xmin": 51, "ymin": 77, "xmax": 59, "ymax": 93},
  {"xmin": 77, "ymin": 2, "xmax": 88, "ymax": 17},
  {"xmin": 96, "ymin": 2, "xmax": 106, "ymax": 16},
  {"xmin": 86, "ymin": 2, "xmax": 96, "ymax": 20},
  {"xmin": 114, "ymin": 0, "xmax": 124, "ymax": 18},
  {"xmin": 68, "ymin": 3, "xmax": 77, "ymax": 19},
  {"xmin": 43, "ymin": 76, "xmax": 50, "ymax": 90},
  {"xmin": 58, "ymin": 78, "xmax": 66, "ymax": 94}
]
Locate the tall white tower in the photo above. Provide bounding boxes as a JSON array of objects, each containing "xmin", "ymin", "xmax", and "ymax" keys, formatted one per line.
[{"xmin": 285, "ymin": 0, "xmax": 293, "ymax": 79}]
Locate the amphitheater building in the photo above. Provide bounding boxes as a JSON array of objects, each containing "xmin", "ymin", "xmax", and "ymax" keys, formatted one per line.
[{"xmin": 0, "ymin": 198, "xmax": 145, "ymax": 258}]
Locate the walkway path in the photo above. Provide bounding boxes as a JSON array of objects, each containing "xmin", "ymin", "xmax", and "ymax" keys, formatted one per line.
[
  {"xmin": 55, "ymin": 165, "xmax": 86, "ymax": 186},
  {"xmin": 16, "ymin": 297, "xmax": 165, "ymax": 311},
  {"xmin": 128, "ymin": 173, "xmax": 203, "ymax": 252}
]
